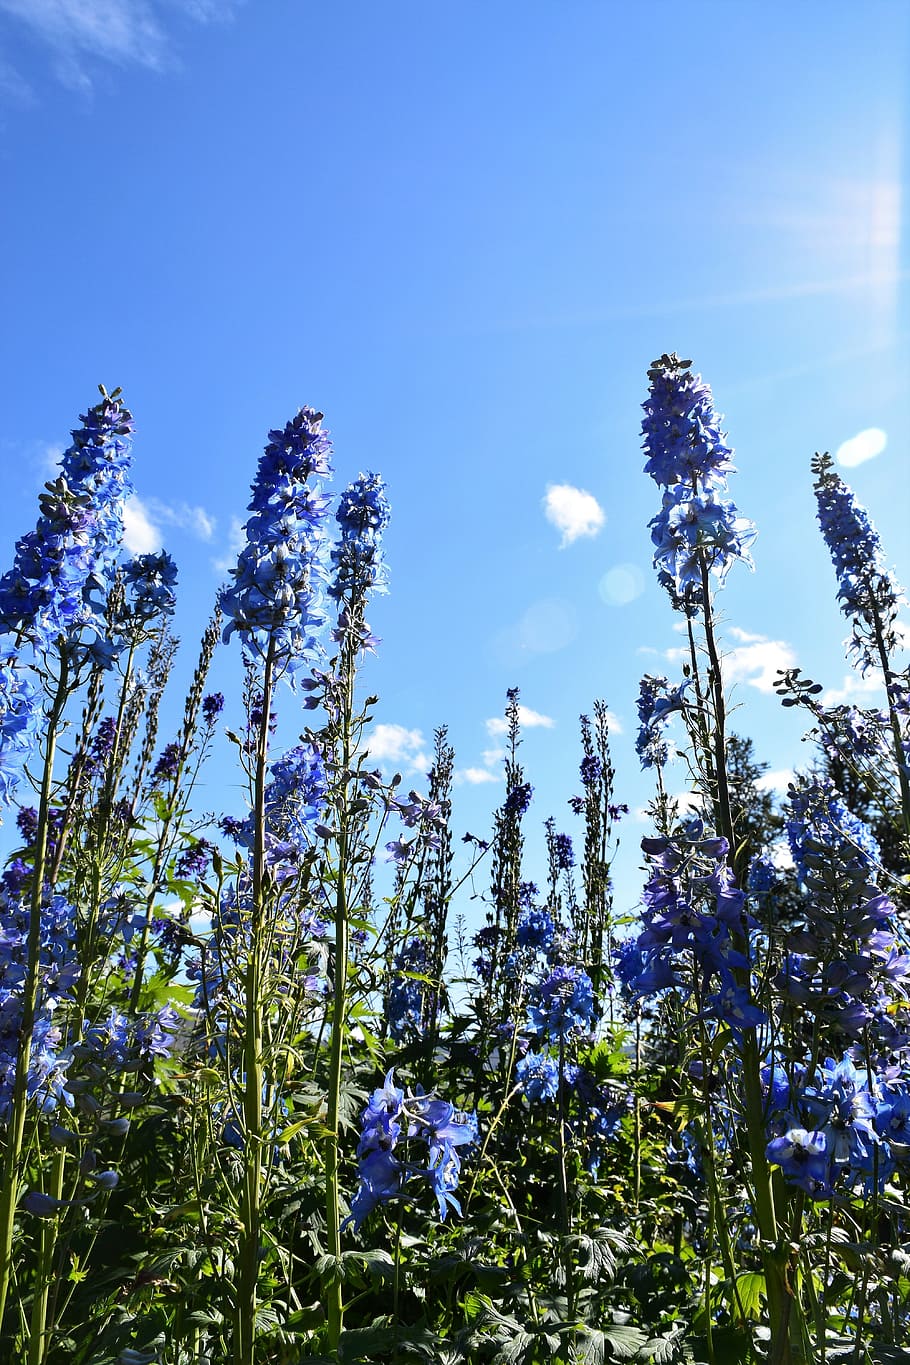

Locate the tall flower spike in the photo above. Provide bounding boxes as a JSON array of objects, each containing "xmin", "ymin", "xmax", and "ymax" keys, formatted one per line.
[
  {"xmin": 219, "ymin": 407, "xmax": 333, "ymax": 672},
  {"xmin": 812, "ymin": 451, "xmax": 903, "ymax": 672},
  {"xmin": 330, "ymin": 471, "xmax": 391, "ymax": 603},
  {"xmin": 642, "ymin": 355, "xmax": 756, "ymax": 595},
  {"xmin": 0, "ymin": 387, "xmax": 134, "ymax": 660}
]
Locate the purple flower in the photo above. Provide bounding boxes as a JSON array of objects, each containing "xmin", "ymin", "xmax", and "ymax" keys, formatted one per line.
[
  {"xmin": 219, "ymin": 408, "xmax": 333, "ymax": 672},
  {"xmin": 0, "ymin": 390, "xmax": 134, "ymax": 661}
]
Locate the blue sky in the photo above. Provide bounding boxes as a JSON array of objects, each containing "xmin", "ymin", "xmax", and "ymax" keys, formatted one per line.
[{"xmin": 1, "ymin": 1, "xmax": 908, "ymax": 910}]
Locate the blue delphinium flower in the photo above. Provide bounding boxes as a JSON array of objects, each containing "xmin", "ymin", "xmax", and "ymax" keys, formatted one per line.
[
  {"xmin": 0, "ymin": 650, "xmax": 41, "ymax": 806},
  {"xmin": 786, "ymin": 778, "xmax": 880, "ymax": 881},
  {"xmin": 641, "ymin": 355, "xmax": 756, "ymax": 596},
  {"xmin": 330, "ymin": 471, "xmax": 391, "ymax": 603},
  {"xmin": 766, "ymin": 1129, "xmax": 830, "ymax": 1198},
  {"xmin": 635, "ymin": 674, "xmax": 690, "ymax": 768},
  {"xmin": 504, "ymin": 781, "xmax": 534, "ymax": 818},
  {"xmin": 263, "ymin": 743, "xmax": 327, "ymax": 850},
  {"xmin": 777, "ymin": 779, "xmax": 910, "ymax": 1049},
  {"xmin": 516, "ymin": 906, "xmax": 556, "ymax": 954},
  {"xmin": 529, "ymin": 964, "xmax": 595, "ymax": 1040},
  {"xmin": 387, "ymin": 937, "xmax": 429, "ymax": 1041},
  {"xmin": 642, "ymin": 356, "xmax": 736, "ymax": 491},
  {"xmin": 346, "ymin": 1070, "xmax": 477, "ymax": 1230},
  {"xmin": 0, "ymin": 888, "xmax": 81, "ymax": 1121},
  {"xmin": 0, "ymin": 389, "xmax": 134, "ymax": 661},
  {"xmin": 219, "ymin": 407, "xmax": 333, "ymax": 673},
  {"xmin": 621, "ymin": 824, "xmax": 765, "ymax": 1035},
  {"xmin": 122, "ymin": 551, "xmax": 178, "ymax": 624},
  {"xmin": 553, "ymin": 833, "xmax": 574, "ymax": 871},
  {"xmin": 516, "ymin": 1050, "xmax": 560, "ymax": 1102},
  {"xmin": 812, "ymin": 451, "xmax": 903, "ymax": 672}
]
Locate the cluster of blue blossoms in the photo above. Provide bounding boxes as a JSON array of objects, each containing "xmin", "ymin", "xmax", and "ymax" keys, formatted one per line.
[
  {"xmin": 330, "ymin": 471, "xmax": 390, "ymax": 607},
  {"xmin": 0, "ymin": 885, "xmax": 178, "ymax": 1126},
  {"xmin": 505, "ymin": 900, "xmax": 628, "ymax": 1172},
  {"xmin": 221, "ymin": 742, "xmax": 328, "ymax": 874},
  {"xmin": 0, "ymin": 889, "xmax": 80, "ymax": 1121},
  {"xmin": 634, "ymin": 674, "xmax": 691, "ymax": 769},
  {"xmin": 0, "ymin": 392, "xmax": 136, "ymax": 804},
  {"xmin": 642, "ymin": 354, "xmax": 756, "ymax": 596},
  {"xmin": 347, "ymin": 1070, "xmax": 478, "ymax": 1229},
  {"xmin": 219, "ymin": 408, "xmax": 333, "ymax": 672},
  {"xmin": 775, "ymin": 779, "xmax": 910, "ymax": 1048},
  {"xmin": 615, "ymin": 820, "xmax": 764, "ymax": 1037},
  {"xmin": 0, "ymin": 390, "xmax": 135, "ymax": 660},
  {"xmin": 813, "ymin": 451, "xmax": 904, "ymax": 672},
  {"xmin": 765, "ymin": 1053, "xmax": 910, "ymax": 1198},
  {"xmin": 386, "ymin": 936, "xmax": 430, "ymax": 1041},
  {"xmin": 0, "ymin": 651, "xmax": 41, "ymax": 804}
]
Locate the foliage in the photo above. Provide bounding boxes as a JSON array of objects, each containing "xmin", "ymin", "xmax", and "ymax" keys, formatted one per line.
[{"xmin": 0, "ymin": 364, "xmax": 907, "ymax": 1365}]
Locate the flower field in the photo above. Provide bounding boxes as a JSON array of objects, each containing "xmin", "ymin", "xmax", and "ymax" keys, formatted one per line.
[{"xmin": 0, "ymin": 356, "xmax": 908, "ymax": 1365}]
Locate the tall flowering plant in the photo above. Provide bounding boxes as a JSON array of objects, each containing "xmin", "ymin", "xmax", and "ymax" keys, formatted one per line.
[{"xmin": 627, "ymin": 355, "xmax": 808, "ymax": 1361}]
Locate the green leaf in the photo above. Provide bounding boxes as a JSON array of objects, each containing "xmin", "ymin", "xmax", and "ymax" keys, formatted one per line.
[{"xmin": 732, "ymin": 1271, "xmax": 766, "ymax": 1323}]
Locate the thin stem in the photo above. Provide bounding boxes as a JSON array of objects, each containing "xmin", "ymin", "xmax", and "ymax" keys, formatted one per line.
[
  {"xmin": 325, "ymin": 631, "xmax": 357, "ymax": 1353},
  {"xmin": 235, "ymin": 646, "xmax": 275, "ymax": 1365},
  {"xmin": 0, "ymin": 656, "xmax": 69, "ymax": 1335}
]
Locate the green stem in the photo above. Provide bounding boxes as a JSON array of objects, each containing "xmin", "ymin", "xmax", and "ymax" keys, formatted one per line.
[
  {"xmin": 869, "ymin": 595, "xmax": 910, "ymax": 842},
  {"xmin": 697, "ymin": 563, "xmax": 804, "ymax": 1364},
  {"xmin": 325, "ymin": 633, "xmax": 357, "ymax": 1353},
  {"xmin": 27, "ymin": 1149, "xmax": 66, "ymax": 1365},
  {"xmin": 0, "ymin": 657, "xmax": 69, "ymax": 1335},
  {"xmin": 556, "ymin": 1034, "xmax": 574, "ymax": 1325},
  {"xmin": 235, "ymin": 647, "xmax": 275, "ymax": 1365}
]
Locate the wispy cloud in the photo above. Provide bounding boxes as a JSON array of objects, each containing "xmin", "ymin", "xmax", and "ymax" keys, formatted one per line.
[
  {"xmin": 667, "ymin": 628, "xmax": 798, "ymax": 695},
  {"xmin": 486, "ymin": 705, "xmax": 554, "ymax": 738},
  {"xmin": 836, "ymin": 427, "xmax": 888, "ymax": 468},
  {"xmin": 366, "ymin": 724, "xmax": 431, "ymax": 775},
  {"xmin": 212, "ymin": 516, "xmax": 245, "ymax": 576},
  {"xmin": 725, "ymin": 637, "xmax": 798, "ymax": 694},
  {"xmin": 123, "ymin": 493, "xmax": 216, "ymax": 555},
  {"xmin": 822, "ymin": 673, "xmax": 884, "ymax": 707},
  {"xmin": 0, "ymin": 0, "xmax": 241, "ymax": 92},
  {"xmin": 456, "ymin": 767, "xmax": 501, "ymax": 785},
  {"xmin": 756, "ymin": 768, "xmax": 795, "ymax": 795},
  {"xmin": 542, "ymin": 484, "xmax": 605, "ymax": 548},
  {"xmin": 143, "ymin": 496, "xmax": 215, "ymax": 541},
  {"xmin": 122, "ymin": 496, "xmax": 161, "ymax": 554}
]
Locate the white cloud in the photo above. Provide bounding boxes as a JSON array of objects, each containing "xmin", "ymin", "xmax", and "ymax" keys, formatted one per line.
[
  {"xmin": 724, "ymin": 636, "xmax": 798, "ymax": 694},
  {"xmin": 212, "ymin": 516, "xmax": 245, "ymax": 575},
  {"xmin": 486, "ymin": 706, "xmax": 554, "ymax": 737},
  {"xmin": 366, "ymin": 724, "xmax": 430, "ymax": 774},
  {"xmin": 601, "ymin": 709, "xmax": 624, "ymax": 735},
  {"xmin": 728, "ymin": 626, "xmax": 768, "ymax": 644},
  {"xmin": 756, "ymin": 768, "xmax": 795, "ymax": 795},
  {"xmin": 836, "ymin": 428, "xmax": 887, "ymax": 468},
  {"xmin": 822, "ymin": 672, "xmax": 884, "ymax": 706},
  {"xmin": 542, "ymin": 483, "xmax": 605, "ymax": 548},
  {"xmin": 122, "ymin": 495, "xmax": 162, "ymax": 554},
  {"xmin": 123, "ymin": 493, "xmax": 216, "ymax": 555},
  {"xmin": 39, "ymin": 443, "xmax": 65, "ymax": 476},
  {"xmin": 482, "ymin": 746, "xmax": 505, "ymax": 767},
  {"xmin": 456, "ymin": 767, "xmax": 501, "ymax": 785},
  {"xmin": 669, "ymin": 632, "xmax": 796, "ymax": 692},
  {"xmin": 144, "ymin": 496, "xmax": 215, "ymax": 541},
  {"xmin": 0, "ymin": 0, "xmax": 241, "ymax": 92}
]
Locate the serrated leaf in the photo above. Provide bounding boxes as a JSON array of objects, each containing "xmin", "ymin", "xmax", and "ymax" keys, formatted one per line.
[{"xmin": 732, "ymin": 1271, "xmax": 766, "ymax": 1323}]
